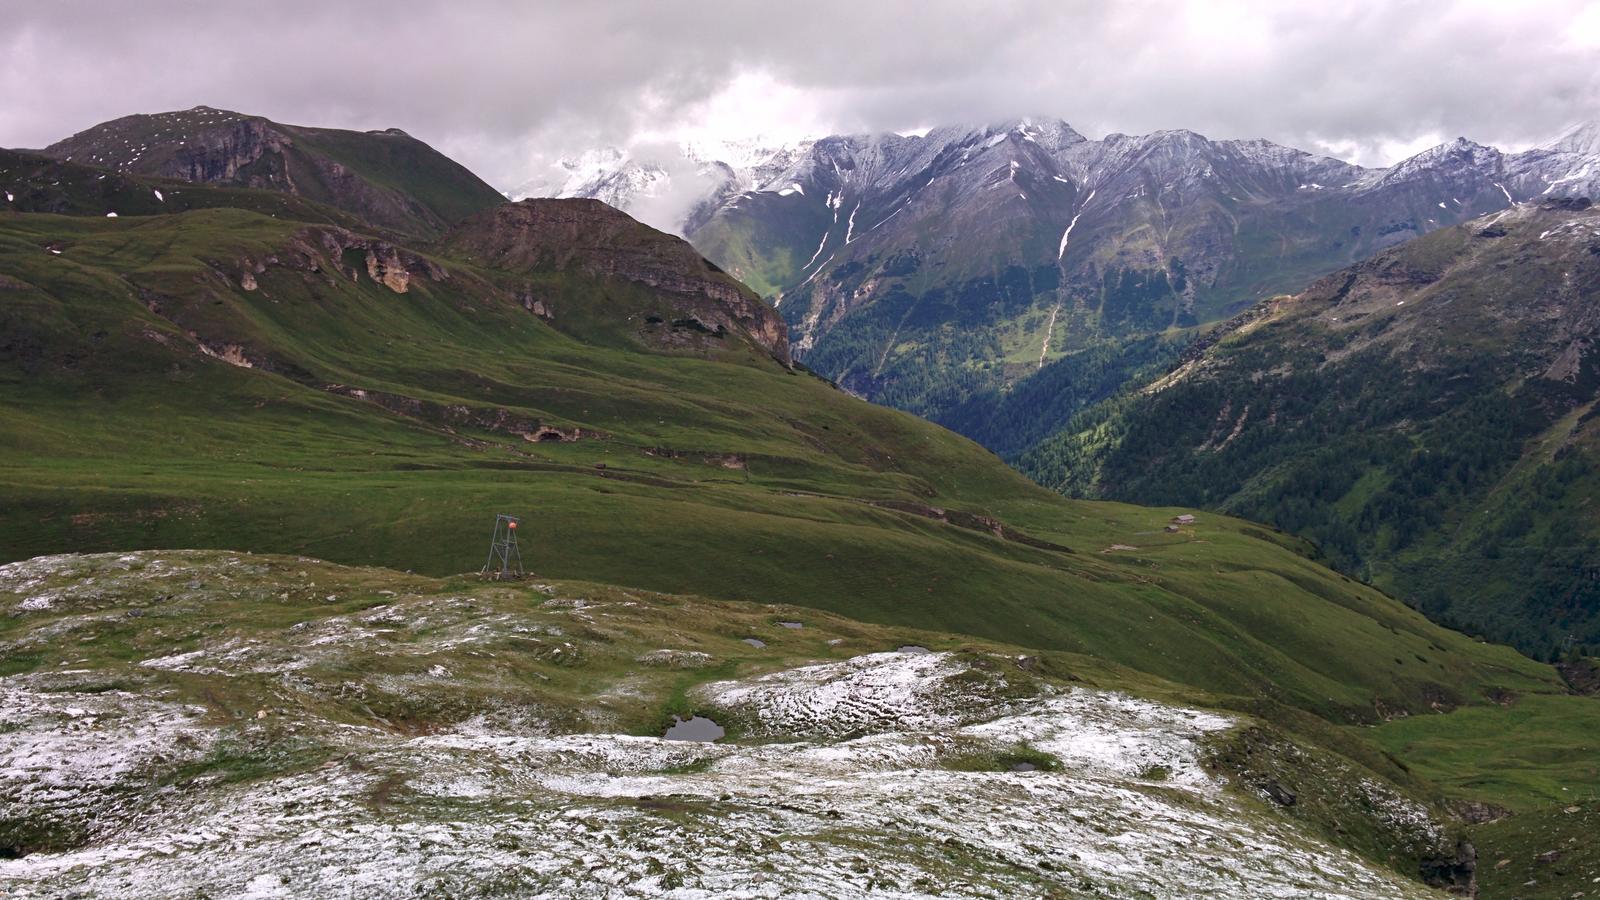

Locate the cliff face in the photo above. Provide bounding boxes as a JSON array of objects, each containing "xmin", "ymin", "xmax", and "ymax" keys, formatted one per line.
[
  {"xmin": 42, "ymin": 107, "xmax": 504, "ymax": 238},
  {"xmin": 446, "ymin": 199, "xmax": 790, "ymax": 365},
  {"xmin": 157, "ymin": 117, "xmax": 287, "ymax": 184}
]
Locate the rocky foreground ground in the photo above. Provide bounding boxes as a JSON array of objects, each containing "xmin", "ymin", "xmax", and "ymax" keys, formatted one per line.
[{"xmin": 0, "ymin": 551, "xmax": 1444, "ymax": 898}]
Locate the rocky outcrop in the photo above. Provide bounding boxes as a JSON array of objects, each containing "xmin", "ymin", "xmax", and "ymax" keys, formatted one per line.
[
  {"xmin": 444, "ymin": 199, "xmax": 790, "ymax": 365},
  {"xmin": 161, "ymin": 117, "xmax": 287, "ymax": 185},
  {"xmin": 1556, "ymin": 657, "xmax": 1600, "ymax": 695},
  {"xmin": 1420, "ymin": 840, "xmax": 1478, "ymax": 897},
  {"xmin": 238, "ymin": 227, "xmax": 449, "ymax": 296},
  {"xmin": 196, "ymin": 343, "xmax": 255, "ymax": 369},
  {"xmin": 361, "ymin": 243, "xmax": 425, "ymax": 293}
]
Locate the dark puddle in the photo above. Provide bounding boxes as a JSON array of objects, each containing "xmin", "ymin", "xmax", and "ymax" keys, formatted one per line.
[
  {"xmin": 663, "ymin": 715, "xmax": 725, "ymax": 742},
  {"xmin": 742, "ymin": 637, "xmax": 766, "ymax": 649}
]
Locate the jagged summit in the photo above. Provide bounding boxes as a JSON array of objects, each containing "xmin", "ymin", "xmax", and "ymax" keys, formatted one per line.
[
  {"xmin": 1361, "ymin": 136, "xmax": 1504, "ymax": 188},
  {"xmin": 658, "ymin": 115, "xmax": 1600, "ymax": 423},
  {"xmin": 979, "ymin": 117, "xmax": 1088, "ymax": 149}
]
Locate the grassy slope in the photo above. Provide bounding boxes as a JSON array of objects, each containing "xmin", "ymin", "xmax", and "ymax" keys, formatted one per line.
[
  {"xmin": 0, "ymin": 206, "xmax": 1559, "ymax": 730},
  {"xmin": 1363, "ymin": 692, "xmax": 1600, "ymax": 899},
  {"xmin": 281, "ymin": 123, "xmax": 508, "ymax": 225},
  {"xmin": 1369, "ymin": 693, "xmax": 1600, "ymax": 813}
]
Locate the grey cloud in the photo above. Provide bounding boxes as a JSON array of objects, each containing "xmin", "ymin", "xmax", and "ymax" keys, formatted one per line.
[{"xmin": 2, "ymin": 0, "xmax": 1596, "ymax": 188}]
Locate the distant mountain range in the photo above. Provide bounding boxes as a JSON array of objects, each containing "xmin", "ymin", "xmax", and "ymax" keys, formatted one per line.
[{"xmin": 523, "ymin": 118, "xmax": 1600, "ymax": 428}]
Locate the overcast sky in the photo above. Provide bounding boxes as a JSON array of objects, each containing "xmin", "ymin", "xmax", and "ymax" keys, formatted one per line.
[{"xmin": 3, "ymin": 0, "xmax": 1598, "ymax": 190}]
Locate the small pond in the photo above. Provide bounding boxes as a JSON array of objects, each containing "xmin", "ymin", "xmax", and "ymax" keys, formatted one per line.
[{"xmin": 663, "ymin": 715, "xmax": 725, "ymax": 742}]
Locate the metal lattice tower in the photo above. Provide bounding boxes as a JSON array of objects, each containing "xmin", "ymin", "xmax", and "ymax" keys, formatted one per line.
[{"xmin": 481, "ymin": 514, "xmax": 525, "ymax": 580}]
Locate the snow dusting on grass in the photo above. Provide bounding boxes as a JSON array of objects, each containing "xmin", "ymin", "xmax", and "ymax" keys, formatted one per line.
[
  {"xmin": 0, "ymin": 653, "xmax": 1433, "ymax": 898},
  {"xmin": 0, "ymin": 552, "xmax": 1438, "ymax": 898}
]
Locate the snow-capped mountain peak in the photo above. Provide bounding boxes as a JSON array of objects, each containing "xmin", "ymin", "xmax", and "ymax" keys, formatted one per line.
[
  {"xmin": 1367, "ymin": 137, "xmax": 1503, "ymax": 186},
  {"xmin": 511, "ymin": 119, "xmax": 1600, "ymax": 243},
  {"xmin": 507, "ymin": 137, "xmax": 815, "ymax": 232},
  {"xmin": 1543, "ymin": 120, "xmax": 1600, "ymax": 157}
]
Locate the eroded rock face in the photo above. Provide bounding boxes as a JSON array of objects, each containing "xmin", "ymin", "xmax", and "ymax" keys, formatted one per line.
[
  {"xmin": 239, "ymin": 228, "xmax": 449, "ymax": 296},
  {"xmin": 445, "ymin": 199, "xmax": 791, "ymax": 365},
  {"xmin": 164, "ymin": 118, "xmax": 287, "ymax": 185},
  {"xmin": 363, "ymin": 244, "xmax": 415, "ymax": 293}
]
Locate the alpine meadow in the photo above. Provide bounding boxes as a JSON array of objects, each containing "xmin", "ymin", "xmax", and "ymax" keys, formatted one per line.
[{"xmin": 2, "ymin": 4, "xmax": 1598, "ymax": 898}]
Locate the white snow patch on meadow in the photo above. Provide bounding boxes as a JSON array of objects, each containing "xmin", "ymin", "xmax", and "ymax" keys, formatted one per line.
[
  {"xmin": 0, "ymin": 645, "xmax": 1434, "ymax": 899},
  {"xmin": 0, "ymin": 680, "xmax": 217, "ymax": 840},
  {"xmin": 703, "ymin": 650, "xmax": 976, "ymax": 737}
]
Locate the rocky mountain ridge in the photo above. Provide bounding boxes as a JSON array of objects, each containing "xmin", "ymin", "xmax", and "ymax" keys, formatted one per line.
[
  {"xmin": 533, "ymin": 119, "xmax": 1600, "ymax": 242},
  {"xmin": 529, "ymin": 118, "xmax": 1600, "ymax": 428}
]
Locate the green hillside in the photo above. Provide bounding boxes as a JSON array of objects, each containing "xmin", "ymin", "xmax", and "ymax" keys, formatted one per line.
[
  {"xmin": 0, "ymin": 197, "xmax": 1562, "ymax": 728},
  {"xmin": 1020, "ymin": 200, "xmax": 1600, "ymax": 659}
]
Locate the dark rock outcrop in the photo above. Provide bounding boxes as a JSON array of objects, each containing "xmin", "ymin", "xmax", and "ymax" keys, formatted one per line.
[
  {"xmin": 1556, "ymin": 657, "xmax": 1600, "ymax": 695},
  {"xmin": 1420, "ymin": 840, "xmax": 1478, "ymax": 896}
]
